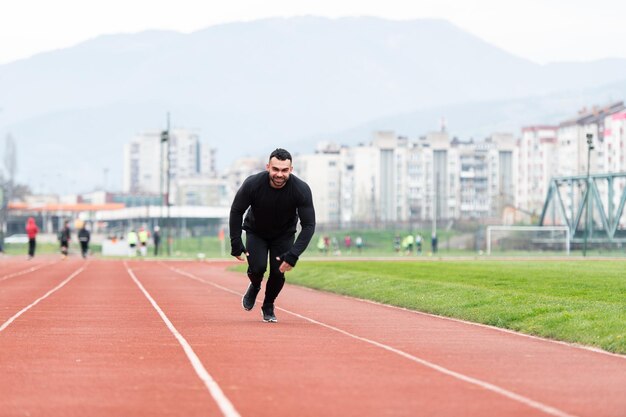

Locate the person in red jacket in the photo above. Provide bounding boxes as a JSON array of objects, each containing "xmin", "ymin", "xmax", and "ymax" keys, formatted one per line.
[{"xmin": 25, "ymin": 217, "xmax": 39, "ymax": 259}]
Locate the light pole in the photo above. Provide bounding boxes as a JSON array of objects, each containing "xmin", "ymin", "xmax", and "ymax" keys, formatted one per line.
[
  {"xmin": 160, "ymin": 112, "xmax": 172, "ymax": 256},
  {"xmin": 582, "ymin": 133, "xmax": 594, "ymax": 256}
]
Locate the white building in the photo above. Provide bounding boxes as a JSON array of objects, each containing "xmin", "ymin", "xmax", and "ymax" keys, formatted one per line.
[
  {"xmin": 176, "ymin": 176, "xmax": 230, "ymax": 207},
  {"xmin": 224, "ymin": 156, "xmax": 265, "ymax": 197},
  {"xmin": 603, "ymin": 109, "xmax": 626, "ymax": 174},
  {"xmin": 296, "ymin": 143, "xmax": 342, "ymax": 225},
  {"xmin": 123, "ymin": 130, "xmax": 162, "ymax": 194},
  {"xmin": 123, "ymin": 128, "xmax": 217, "ymax": 204},
  {"xmin": 514, "ymin": 102, "xmax": 626, "ymax": 219},
  {"xmin": 167, "ymin": 129, "xmax": 202, "ymax": 181},
  {"xmin": 556, "ymin": 103, "xmax": 625, "ymax": 177},
  {"xmin": 516, "ymin": 126, "xmax": 558, "ymax": 217},
  {"xmin": 341, "ymin": 144, "xmax": 380, "ymax": 223},
  {"xmin": 296, "ymin": 129, "xmax": 516, "ymax": 226}
]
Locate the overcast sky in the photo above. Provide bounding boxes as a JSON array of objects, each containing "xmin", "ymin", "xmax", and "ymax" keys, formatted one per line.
[{"xmin": 1, "ymin": 0, "xmax": 625, "ymax": 65}]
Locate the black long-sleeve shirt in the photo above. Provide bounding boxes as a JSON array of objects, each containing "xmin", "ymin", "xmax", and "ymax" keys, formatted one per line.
[{"xmin": 229, "ymin": 171, "xmax": 316, "ymax": 266}]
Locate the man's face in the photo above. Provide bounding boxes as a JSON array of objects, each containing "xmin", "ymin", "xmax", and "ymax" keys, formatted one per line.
[{"xmin": 266, "ymin": 157, "xmax": 293, "ymax": 189}]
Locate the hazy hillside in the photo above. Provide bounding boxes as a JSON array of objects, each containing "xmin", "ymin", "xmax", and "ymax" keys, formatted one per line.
[
  {"xmin": 1, "ymin": 16, "xmax": 626, "ymax": 193},
  {"xmin": 294, "ymin": 78, "xmax": 626, "ymax": 152}
]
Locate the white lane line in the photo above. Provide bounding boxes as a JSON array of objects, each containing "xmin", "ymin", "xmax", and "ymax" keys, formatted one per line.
[
  {"xmin": 168, "ymin": 265, "xmax": 579, "ymax": 417},
  {"xmin": 282, "ymin": 310, "xmax": 579, "ymax": 417},
  {"xmin": 0, "ymin": 267, "xmax": 84, "ymax": 332},
  {"xmin": 124, "ymin": 263, "xmax": 241, "ymax": 417},
  {"xmin": 0, "ymin": 261, "xmax": 57, "ymax": 283},
  {"xmin": 337, "ymin": 291, "xmax": 626, "ymax": 360}
]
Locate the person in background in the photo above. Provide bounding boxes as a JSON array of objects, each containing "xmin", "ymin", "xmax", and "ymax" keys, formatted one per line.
[
  {"xmin": 153, "ymin": 226, "xmax": 161, "ymax": 256},
  {"xmin": 127, "ymin": 229, "xmax": 138, "ymax": 257},
  {"xmin": 78, "ymin": 223, "xmax": 91, "ymax": 259},
  {"xmin": 331, "ymin": 236, "xmax": 340, "ymax": 256},
  {"xmin": 344, "ymin": 234, "xmax": 352, "ymax": 254},
  {"xmin": 59, "ymin": 220, "xmax": 71, "ymax": 259},
  {"xmin": 394, "ymin": 234, "xmax": 401, "ymax": 253},
  {"xmin": 230, "ymin": 148, "xmax": 316, "ymax": 323},
  {"xmin": 138, "ymin": 226, "xmax": 149, "ymax": 256},
  {"xmin": 323, "ymin": 235, "xmax": 330, "ymax": 254},
  {"xmin": 355, "ymin": 236, "xmax": 363, "ymax": 253},
  {"xmin": 25, "ymin": 217, "xmax": 39, "ymax": 259},
  {"xmin": 403, "ymin": 234, "xmax": 414, "ymax": 256}
]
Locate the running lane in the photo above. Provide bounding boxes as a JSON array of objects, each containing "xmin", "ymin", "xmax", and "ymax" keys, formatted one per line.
[
  {"xmin": 0, "ymin": 258, "xmax": 79, "ymax": 324},
  {"xmin": 0, "ymin": 256, "xmax": 56, "ymax": 283},
  {"xmin": 0, "ymin": 259, "xmax": 225, "ymax": 417},
  {"xmin": 152, "ymin": 260, "xmax": 626, "ymax": 417}
]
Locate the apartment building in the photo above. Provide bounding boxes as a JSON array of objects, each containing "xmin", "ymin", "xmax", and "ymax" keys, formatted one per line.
[
  {"xmin": 605, "ymin": 110, "xmax": 626, "ymax": 172},
  {"xmin": 224, "ymin": 156, "xmax": 265, "ymax": 194},
  {"xmin": 556, "ymin": 102, "xmax": 626, "ymax": 176},
  {"xmin": 337, "ymin": 143, "xmax": 381, "ymax": 224},
  {"xmin": 176, "ymin": 176, "xmax": 230, "ymax": 207},
  {"xmin": 123, "ymin": 128, "xmax": 217, "ymax": 204},
  {"xmin": 296, "ymin": 143, "xmax": 342, "ymax": 225},
  {"xmin": 513, "ymin": 102, "xmax": 626, "ymax": 222},
  {"xmin": 123, "ymin": 130, "xmax": 162, "ymax": 194},
  {"xmin": 296, "ymin": 130, "xmax": 515, "ymax": 226},
  {"xmin": 516, "ymin": 126, "xmax": 558, "ymax": 216}
]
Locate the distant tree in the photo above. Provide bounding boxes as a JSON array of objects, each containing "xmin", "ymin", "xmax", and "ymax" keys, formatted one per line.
[
  {"xmin": 1, "ymin": 134, "xmax": 17, "ymax": 246},
  {"xmin": 2, "ymin": 134, "xmax": 17, "ymax": 206},
  {"xmin": 4, "ymin": 134, "xmax": 16, "ymax": 187},
  {"xmin": 0, "ymin": 134, "xmax": 14, "ymax": 246}
]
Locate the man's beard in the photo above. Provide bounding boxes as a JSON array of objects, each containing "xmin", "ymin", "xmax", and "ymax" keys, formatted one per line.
[{"xmin": 270, "ymin": 175, "xmax": 288, "ymax": 187}]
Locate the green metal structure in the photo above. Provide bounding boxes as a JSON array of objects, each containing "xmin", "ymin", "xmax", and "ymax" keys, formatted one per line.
[{"xmin": 539, "ymin": 172, "xmax": 626, "ymax": 243}]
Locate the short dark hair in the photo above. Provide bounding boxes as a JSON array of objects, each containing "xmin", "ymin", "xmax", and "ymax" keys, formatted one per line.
[{"xmin": 269, "ymin": 148, "xmax": 292, "ymax": 162}]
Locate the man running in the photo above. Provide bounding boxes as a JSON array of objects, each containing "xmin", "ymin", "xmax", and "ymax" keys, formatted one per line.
[
  {"xmin": 59, "ymin": 220, "xmax": 71, "ymax": 259},
  {"xmin": 78, "ymin": 223, "xmax": 91, "ymax": 259},
  {"xmin": 229, "ymin": 148, "xmax": 316, "ymax": 323}
]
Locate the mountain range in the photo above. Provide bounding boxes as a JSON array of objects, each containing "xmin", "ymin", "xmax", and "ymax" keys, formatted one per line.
[{"xmin": 1, "ymin": 16, "xmax": 625, "ymax": 194}]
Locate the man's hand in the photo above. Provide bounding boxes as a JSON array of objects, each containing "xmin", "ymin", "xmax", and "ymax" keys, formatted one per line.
[
  {"xmin": 276, "ymin": 257, "xmax": 293, "ymax": 273},
  {"xmin": 235, "ymin": 252, "xmax": 249, "ymax": 262}
]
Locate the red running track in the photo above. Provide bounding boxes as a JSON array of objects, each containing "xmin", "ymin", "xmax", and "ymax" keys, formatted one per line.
[{"xmin": 0, "ymin": 257, "xmax": 624, "ymax": 417}]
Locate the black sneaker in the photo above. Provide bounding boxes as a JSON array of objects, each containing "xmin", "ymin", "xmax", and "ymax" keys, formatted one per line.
[
  {"xmin": 261, "ymin": 304, "xmax": 277, "ymax": 323},
  {"xmin": 242, "ymin": 283, "xmax": 261, "ymax": 311}
]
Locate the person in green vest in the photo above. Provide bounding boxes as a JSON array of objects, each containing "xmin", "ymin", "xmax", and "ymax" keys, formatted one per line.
[
  {"xmin": 138, "ymin": 226, "xmax": 149, "ymax": 257},
  {"xmin": 403, "ymin": 234, "xmax": 415, "ymax": 256},
  {"xmin": 127, "ymin": 229, "xmax": 138, "ymax": 257}
]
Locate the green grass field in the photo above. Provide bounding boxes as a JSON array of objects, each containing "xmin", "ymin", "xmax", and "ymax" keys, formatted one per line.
[{"xmin": 279, "ymin": 260, "xmax": 626, "ymax": 354}]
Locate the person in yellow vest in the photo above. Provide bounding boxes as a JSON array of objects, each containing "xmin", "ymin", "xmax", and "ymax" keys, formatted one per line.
[
  {"xmin": 403, "ymin": 234, "xmax": 415, "ymax": 256},
  {"xmin": 138, "ymin": 226, "xmax": 149, "ymax": 257},
  {"xmin": 127, "ymin": 229, "xmax": 138, "ymax": 257}
]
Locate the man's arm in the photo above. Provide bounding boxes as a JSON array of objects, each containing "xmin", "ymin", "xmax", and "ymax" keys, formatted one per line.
[
  {"xmin": 229, "ymin": 180, "xmax": 251, "ymax": 258},
  {"xmin": 279, "ymin": 183, "xmax": 316, "ymax": 268}
]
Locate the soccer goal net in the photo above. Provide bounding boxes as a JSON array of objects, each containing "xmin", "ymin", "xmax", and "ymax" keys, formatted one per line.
[{"xmin": 486, "ymin": 226, "xmax": 570, "ymax": 256}]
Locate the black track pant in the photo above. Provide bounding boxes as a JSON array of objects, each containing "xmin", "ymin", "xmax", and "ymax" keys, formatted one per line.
[
  {"xmin": 245, "ymin": 232, "xmax": 294, "ymax": 306},
  {"xmin": 28, "ymin": 238, "xmax": 36, "ymax": 257},
  {"xmin": 80, "ymin": 242, "xmax": 89, "ymax": 258},
  {"xmin": 60, "ymin": 240, "xmax": 69, "ymax": 256}
]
